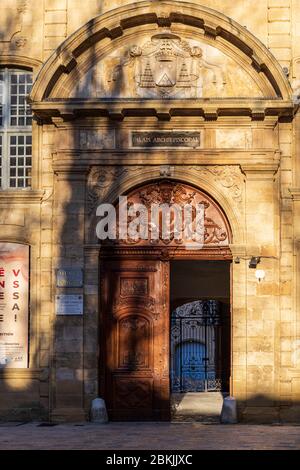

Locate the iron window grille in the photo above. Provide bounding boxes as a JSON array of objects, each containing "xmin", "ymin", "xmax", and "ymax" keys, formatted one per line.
[{"xmin": 0, "ymin": 68, "xmax": 33, "ymax": 189}]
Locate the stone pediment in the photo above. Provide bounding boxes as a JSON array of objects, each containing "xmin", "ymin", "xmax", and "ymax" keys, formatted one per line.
[
  {"xmin": 69, "ymin": 32, "xmax": 266, "ymax": 100},
  {"xmin": 30, "ymin": 2, "xmax": 293, "ymax": 120}
]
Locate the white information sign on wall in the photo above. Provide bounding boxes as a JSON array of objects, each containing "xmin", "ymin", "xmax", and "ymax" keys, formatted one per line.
[
  {"xmin": 55, "ymin": 295, "xmax": 83, "ymax": 316},
  {"xmin": 0, "ymin": 243, "xmax": 29, "ymax": 369}
]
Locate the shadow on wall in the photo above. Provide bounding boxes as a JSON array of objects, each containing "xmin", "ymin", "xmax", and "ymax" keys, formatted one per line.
[
  {"xmin": 239, "ymin": 395, "xmax": 300, "ymax": 424},
  {"xmin": 0, "ymin": 0, "xmax": 298, "ymax": 424}
]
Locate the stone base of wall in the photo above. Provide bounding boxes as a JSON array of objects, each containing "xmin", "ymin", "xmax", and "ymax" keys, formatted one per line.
[
  {"xmin": 240, "ymin": 405, "xmax": 300, "ymax": 423},
  {"xmin": 2, "ymin": 403, "xmax": 300, "ymax": 424},
  {"xmin": 0, "ymin": 404, "xmax": 48, "ymax": 422},
  {"xmin": 51, "ymin": 407, "xmax": 87, "ymax": 423}
]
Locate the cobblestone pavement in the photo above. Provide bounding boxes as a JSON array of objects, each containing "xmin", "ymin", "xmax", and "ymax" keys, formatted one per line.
[{"xmin": 0, "ymin": 422, "xmax": 299, "ymax": 450}]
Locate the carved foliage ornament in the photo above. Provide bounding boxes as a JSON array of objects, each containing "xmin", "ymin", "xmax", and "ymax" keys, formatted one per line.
[
  {"xmin": 115, "ymin": 181, "xmax": 231, "ymax": 247},
  {"xmin": 189, "ymin": 165, "xmax": 244, "ymax": 203},
  {"xmin": 87, "ymin": 166, "xmax": 144, "ymax": 215},
  {"xmin": 87, "ymin": 165, "xmax": 243, "ymax": 217},
  {"xmin": 87, "ymin": 168, "xmax": 235, "ymax": 245},
  {"xmin": 0, "ymin": 0, "xmax": 28, "ymax": 46}
]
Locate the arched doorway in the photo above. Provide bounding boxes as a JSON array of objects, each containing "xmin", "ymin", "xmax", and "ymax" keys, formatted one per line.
[{"xmin": 100, "ymin": 180, "xmax": 232, "ymax": 421}]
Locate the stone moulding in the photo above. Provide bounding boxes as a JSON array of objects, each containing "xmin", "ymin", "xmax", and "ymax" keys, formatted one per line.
[
  {"xmin": 0, "ymin": 190, "xmax": 45, "ymax": 204},
  {"xmin": 0, "ymin": 368, "xmax": 41, "ymax": 380},
  {"xmin": 0, "ymin": 0, "xmax": 28, "ymax": 45},
  {"xmin": 85, "ymin": 164, "xmax": 244, "ymax": 246},
  {"xmin": 189, "ymin": 165, "xmax": 244, "ymax": 203},
  {"xmin": 32, "ymin": 99, "xmax": 294, "ymax": 122},
  {"xmin": 0, "ymin": 54, "xmax": 43, "ymax": 71},
  {"xmin": 29, "ymin": 1, "xmax": 293, "ymax": 110},
  {"xmin": 86, "ymin": 164, "xmax": 245, "ymax": 215}
]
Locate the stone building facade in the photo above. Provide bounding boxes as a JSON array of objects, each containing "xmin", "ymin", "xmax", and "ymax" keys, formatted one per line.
[{"xmin": 0, "ymin": 0, "xmax": 300, "ymax": 423}]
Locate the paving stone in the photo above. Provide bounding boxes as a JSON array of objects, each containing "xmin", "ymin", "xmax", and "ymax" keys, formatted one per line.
[{"xmin": 0, "ymin": 423, "xmax": 299, "ymax": 450}]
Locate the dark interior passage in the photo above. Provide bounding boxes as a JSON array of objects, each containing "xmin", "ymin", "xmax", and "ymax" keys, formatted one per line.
[
  {"xmin": 170, "ymin": 260, "xmax": 231, "ymax": 422},
  {"xmin": 170, "ymin": 260, "xmax": 231, "ymax": 312}
]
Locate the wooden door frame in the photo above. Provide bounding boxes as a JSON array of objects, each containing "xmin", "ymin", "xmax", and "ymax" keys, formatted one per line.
[{"xmin": 99, "ymin": 245, "xmax": 233, "ymax": 419}]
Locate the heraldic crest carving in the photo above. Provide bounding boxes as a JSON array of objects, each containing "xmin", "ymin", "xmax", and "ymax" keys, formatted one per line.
[
  {"xmin": 110, "ymin": 32, "xmax": 226, "ymax": 99},
  {"xmin": 71, "ymin": 31, "xmax": 265, "ymax": 99}
]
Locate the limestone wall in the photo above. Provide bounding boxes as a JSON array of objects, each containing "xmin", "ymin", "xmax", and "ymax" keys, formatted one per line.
[{"xmin": 0, "ymin": 0, "xmax": 299, "ymax": 423}]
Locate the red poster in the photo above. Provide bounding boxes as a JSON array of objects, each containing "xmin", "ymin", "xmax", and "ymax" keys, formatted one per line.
[{"xmin": 0, "ymin": 243, "xmax": 29, "ymax": 368}]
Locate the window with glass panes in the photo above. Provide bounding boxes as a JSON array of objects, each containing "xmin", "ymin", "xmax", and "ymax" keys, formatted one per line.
[{"xmin": 0, "ymin": 69, "xmax": 33, "ymax": 189}]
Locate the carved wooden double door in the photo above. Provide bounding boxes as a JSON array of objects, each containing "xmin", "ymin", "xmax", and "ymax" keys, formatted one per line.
[
  {"xmin": 99, "ymin": 180, "xmax": 232, "ymax": 420},
  {"xmin": 100, "ymin": 258, "xmax": 170, "ymax": 421}
]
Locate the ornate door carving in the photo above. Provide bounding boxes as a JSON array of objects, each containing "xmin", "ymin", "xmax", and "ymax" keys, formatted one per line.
[
  {"xmin": 113, "ymin": 181, "xmax": 232, "ymax": 250},
  {"xmin": 100, "ymin": 258, "xmax": 170, "ymax": 421}
]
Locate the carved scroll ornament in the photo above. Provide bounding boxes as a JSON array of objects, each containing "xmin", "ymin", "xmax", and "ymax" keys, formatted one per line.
[{"xmin": 114, "ymin": 181, "xmax": 231, "ymax": 247}]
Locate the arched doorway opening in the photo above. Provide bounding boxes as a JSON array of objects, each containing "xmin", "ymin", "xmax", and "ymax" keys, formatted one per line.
[{"xmin": 100, "ymin": 180, "xmax": 232, "ymax": 421}]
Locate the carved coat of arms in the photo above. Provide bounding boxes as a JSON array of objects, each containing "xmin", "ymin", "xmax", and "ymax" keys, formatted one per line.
[{"xmin": 111, "ymin": 32, "xmax": 226, "ymax": 99}]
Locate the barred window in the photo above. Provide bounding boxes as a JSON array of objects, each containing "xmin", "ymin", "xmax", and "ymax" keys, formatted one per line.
[{"xmin": 0, "ymin": 69, "xmax": 33, "ymax": 189}]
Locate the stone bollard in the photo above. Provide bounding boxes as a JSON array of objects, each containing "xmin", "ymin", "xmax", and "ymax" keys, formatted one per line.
[
  {"xmin": 220, "ymin": 396, "xmax": 238, "ymax": 424},
  {"xmin": 90, "ymin": 398, "xmax": 108, "ymax": 424}
]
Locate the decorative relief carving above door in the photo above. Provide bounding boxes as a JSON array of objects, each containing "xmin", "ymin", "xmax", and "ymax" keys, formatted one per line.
[
  {"xmin": 86, "ymin": 165, "xmax": 244, "ymax": 220},
  {"xmin": 113, "ymin": 181, "xmax": 231, "ymax": 247},
  {"xmin": 70, "ymin": 32, "xmax": 265, "ymax": 99},
  {"xmin": 0, "ymin": 0, "xmax": 28, "ymax": 44}
]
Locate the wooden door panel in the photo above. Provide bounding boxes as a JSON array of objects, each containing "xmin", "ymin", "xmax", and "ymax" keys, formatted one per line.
[{"xmin": 101, "ymin": 258, "xmax": 170, "ymax": 421}]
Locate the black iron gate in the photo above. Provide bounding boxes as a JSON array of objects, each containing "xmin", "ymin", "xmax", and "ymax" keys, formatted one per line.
[{"xmin": 171, "ymin": 300, "xmax": 229, "ymax": 393}]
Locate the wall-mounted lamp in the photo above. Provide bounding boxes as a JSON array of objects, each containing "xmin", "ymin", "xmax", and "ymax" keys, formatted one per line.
[
  {"xmin": 234, "ymin": 255, "xmax": 276, "ymax": 283},
  {"xmin": 249, "ymin": 257, "xmax": 261, "ymax": 269},
  {"xmin": 255, "ymin": 269, "xmax": 266, "ymax": 283}
]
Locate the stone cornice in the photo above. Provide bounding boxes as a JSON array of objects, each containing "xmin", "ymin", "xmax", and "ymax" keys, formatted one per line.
[
  {"xmin": 53, "ymin": 164, "xmax": 90, "ymax": 181},
  {"xmin": 52, "ymin": 150, "xmax": 279, "ymax": 167},
  {"xmin": 84, "ymin": 244, "xmax": 101, "ymax": 254},
  {"xmin": 32, "ymin": 99, "xmax": 295, "ymax": 122},
  {"xmin": 240, "ymin": 162, "xmax": 280, "ymax": 180},
  {"xmin": 229, "ymin": 244, "xmax": 247, "ymax": 257},
  {"xmin": 0, "ymin": 55, "xmax": 43, "ymax": 71},
  {"xmin": 0, "ymin": 369, "xmax": 42, "ymax": 380},
  {"xmin": 289, "ymin": 188, "xmax": 300, "ymax": 201},
  {"xmin": 0, "ymin": 190, "xmax": 45, "ymax": 204}
]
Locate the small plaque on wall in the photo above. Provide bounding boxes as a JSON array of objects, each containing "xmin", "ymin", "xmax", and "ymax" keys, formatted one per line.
[
  {"xmin": 56, "ymin": 268, "xmax": 83, "ymax": 288},
  {"xmin": 131, "ymin": 131, "xmax": 201, "ymax": 148},
  {"xmin": 55, "ymin": 295, "xmax": 83, "ymax": 316}
]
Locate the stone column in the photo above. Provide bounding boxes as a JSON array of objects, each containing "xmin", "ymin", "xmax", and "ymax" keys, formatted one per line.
[
  {"xmin": 83, "ymin": 245, "xmax": 101, "ymax": 416},
  {"xmin": 279, "ymin": 113, "xmax": 299, "ymax": 420},
  {"xmin": 230, "ymin": 245, "xmax": 247, "ymax": 411},
  {"xmin": 51, "ymin": 164, "xmax": 88, "ymax": 423},
  {"xmin": 240, "ymin": 163, "xmax": 280, "ymax": 422}
]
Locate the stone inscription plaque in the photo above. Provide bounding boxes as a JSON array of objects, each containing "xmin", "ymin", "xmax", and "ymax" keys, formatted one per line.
[
  {"xmin": 56, "ymin": 268, "xmax": 83, "ymax": 288},
  {"xmin": 55, "ymin": 295, "xmax": 83, "ymax": 316},
  {"xmin": 132, "ymin": 131, "xmax": 201, "ymax": 148}
]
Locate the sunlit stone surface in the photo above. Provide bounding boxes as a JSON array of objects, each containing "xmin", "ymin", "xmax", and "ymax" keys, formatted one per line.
[{"xmin": 0, "ymin": 0, "xmax": 299, "ymax": 425}]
